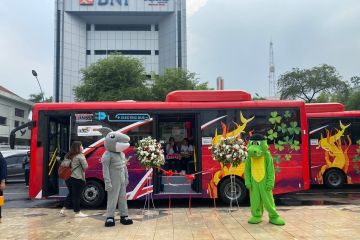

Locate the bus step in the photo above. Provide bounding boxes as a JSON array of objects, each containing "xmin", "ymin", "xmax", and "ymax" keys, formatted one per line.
[
  {"xmin": 163, "ymin": 183, "xmax": 192, "ymax": 193},
  {"xmin": 161, "ymin": 175, "xmax": 191, "ymax": 184}
]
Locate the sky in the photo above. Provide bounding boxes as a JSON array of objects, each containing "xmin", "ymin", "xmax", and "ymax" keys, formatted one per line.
[{"xmin": 0, "ymin": 0, "xmax": 359, "ymax": 100}]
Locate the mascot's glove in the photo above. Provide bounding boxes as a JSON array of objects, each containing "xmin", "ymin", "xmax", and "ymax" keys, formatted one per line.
[{"xmin": 105, "ymin": 183, "xmax": 113, "ymax": 192}]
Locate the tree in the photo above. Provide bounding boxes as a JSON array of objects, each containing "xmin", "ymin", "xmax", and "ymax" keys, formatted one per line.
[
  {"xmin": 28, "ymin": 93, "xmax": 53, "ymax": 103},
  {"xmin": 278, "ymin": 64, "xmax": 345, "ymax": 103},
  {"xmin": 315, "ymin": 75, "xmax": 360, "ymax": 110},
  {"xmin": 74, "ymin": 55, "xmax": 151, "ymax": 101},
  {"xmin": 150, "ymin": 68, "xmax": 210, "ymax": 101}
]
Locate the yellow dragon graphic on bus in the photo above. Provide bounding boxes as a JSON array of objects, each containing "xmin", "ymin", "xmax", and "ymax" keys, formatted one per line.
[{"xmin": 316, "ymin": 121, "xmax": 352, "ymax": 184}]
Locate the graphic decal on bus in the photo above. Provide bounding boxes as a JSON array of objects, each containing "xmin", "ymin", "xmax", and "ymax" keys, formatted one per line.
[
  {"xmin": 312, "ymin": 121, "xmax": 357, "ymax": 184},
  {"xmin": 204, "ymin": 110, "xmax": 303, "ymax": 198}
]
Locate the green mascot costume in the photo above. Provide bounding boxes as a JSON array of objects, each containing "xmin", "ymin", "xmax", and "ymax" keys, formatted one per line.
[{"xmin": 245, "ymin": 134, "xmax": 285, "ymax": 225}]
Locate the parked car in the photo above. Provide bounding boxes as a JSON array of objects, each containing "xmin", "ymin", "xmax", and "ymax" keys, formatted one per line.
[{"xmin": 1, "ymin": 150, "xmax": 28, "ymax": 182}]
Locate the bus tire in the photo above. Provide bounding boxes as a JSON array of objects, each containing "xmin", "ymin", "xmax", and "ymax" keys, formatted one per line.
[
  {"xmin": 323, "ymin": 169, "xmax": 345, "ymax": 189},
  {"xmin": 81, "ymin": 180, "xmax": 105, "ymax": 208},
  {"xmin": 218, "ymin": 177, "xmax": 247, "ymax": 205}
]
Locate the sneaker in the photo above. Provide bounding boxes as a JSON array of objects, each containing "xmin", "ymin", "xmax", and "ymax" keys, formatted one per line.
[
  {"xmin": 74, "ymin": 212, "xmax": 88, "ymax": 218},
  {"xmin": 59, "ymin": 208, "xmax": 66, "ymax": 217}
]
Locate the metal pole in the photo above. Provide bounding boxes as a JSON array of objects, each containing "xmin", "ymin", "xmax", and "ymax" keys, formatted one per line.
[{"xmin": 32, "ymin": 70, "xmax": 45, "ymax": 102}]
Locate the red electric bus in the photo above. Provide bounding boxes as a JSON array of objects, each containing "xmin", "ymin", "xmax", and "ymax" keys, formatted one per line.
[
  {"xmin": 305, "ymin": 103, "xmax": 360, "ymax": 188},
  {"xmin": 11, "ymin": 90, "xmax": 310, "ymax": 207}
]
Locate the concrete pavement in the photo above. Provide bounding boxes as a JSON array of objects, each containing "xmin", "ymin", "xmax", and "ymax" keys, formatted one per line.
[{"xmin": 1, "ymin": 204, "xmax": 359, "ymax": 240}]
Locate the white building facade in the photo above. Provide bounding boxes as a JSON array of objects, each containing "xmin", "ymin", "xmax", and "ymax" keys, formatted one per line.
[
  {"xmin": 0, "ymin": 86, "xmax": 33, "ymax": 147},
  {"xmin": 54, "ymin": 0, "xmax": 187, "ymax": 102}
]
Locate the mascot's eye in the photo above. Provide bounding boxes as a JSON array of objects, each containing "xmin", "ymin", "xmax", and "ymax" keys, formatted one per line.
[
  {"xmin": 109, "ymin": 134, "xmax": 115, "ymax": 139},
  {"xmin": 256, "ymin": 141, "xmax": 261, "ymax": 146}
]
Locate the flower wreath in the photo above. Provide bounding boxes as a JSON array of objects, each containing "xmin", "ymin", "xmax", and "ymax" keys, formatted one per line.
[
  {"xmin": 136, "ymin": 136, "xmax": 165, "ymax": 169},
  {"xmin": 209, "ymin": 137, "xmax": 248, "ymax": 167}
]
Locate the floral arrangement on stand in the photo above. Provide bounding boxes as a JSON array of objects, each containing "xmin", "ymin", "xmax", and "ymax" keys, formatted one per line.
[
  {"xmin": 136, "ymin": 136, "xmax": 165, "ymax": 169},
  {"xmin": 209, "ymin": 136, "xmax": 248, "ymax": 168}
]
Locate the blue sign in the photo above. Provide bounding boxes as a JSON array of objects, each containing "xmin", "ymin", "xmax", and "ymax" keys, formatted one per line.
[
  {"xmin": 91, "ymin": 0, "xmax": 128, "ymax": 6},
  {"xmin": 95, "ymin": 112, "xmax": 151, "ymax": 122},
  {"xmin": 110, "ymin": 113, "xmax": 151, "ymax": 122}
]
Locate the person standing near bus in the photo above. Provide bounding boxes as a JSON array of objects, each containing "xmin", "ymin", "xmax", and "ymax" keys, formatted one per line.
[
  {"xmin": 0, "ymin": 152, "xmax": 6, "ymax": 191},
  {"xmin": 59, "ymin": 141, "xmax": 88, "ymax": 218},
  {"xmin": 23, "ymin": 151, "xmax": 30, "ymax": 186}
]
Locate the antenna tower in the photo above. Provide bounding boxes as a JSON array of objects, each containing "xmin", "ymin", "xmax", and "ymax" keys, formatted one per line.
[{"xmin": 268, "ymin": 41, "xmax": 276, "ymax": 97}]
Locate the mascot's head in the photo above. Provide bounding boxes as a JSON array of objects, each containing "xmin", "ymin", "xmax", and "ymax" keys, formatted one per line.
[
  {"xmin": 247, "ymin": 133, "xmax": 269, "ymax": 158},
  {"xmin": 98, "ymin": 127, "xmax": 130, "ymax": 153}
]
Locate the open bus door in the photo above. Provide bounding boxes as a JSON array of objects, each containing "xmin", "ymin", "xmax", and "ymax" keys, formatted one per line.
[
  {"xmin": 41, "ymin": 114, "xmax": 71, "ymax": 197},
  {"xmin": 154, "ymin": 113, "xmax": 201, "ymax": 195}
]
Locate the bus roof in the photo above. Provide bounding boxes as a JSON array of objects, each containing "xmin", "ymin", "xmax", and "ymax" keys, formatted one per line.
[
  {"xmin": 33, "ymin": 100, "xmax": 305, "ymax": 112},
  {"xmin": 307, "ymin": 111, "xmax": 360, "ymax": 118},
  {"xmin": 166, "ymin": 90, "xmax": 252, "ymax": 102},
  {"xmin": 305, "ymin": 103, "xmax": 345, "ymax": 113}
]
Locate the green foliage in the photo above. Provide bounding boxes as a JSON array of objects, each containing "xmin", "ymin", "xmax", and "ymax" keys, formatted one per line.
[
  {"xmin": 28, "ymin": 93, "xmax": 53, "ymax": 103},
  {"xmin": 74, "ymin": 55, "xmax": 151, "ymax": 101},
  {"xmin": 150, "ymin": 68, "xmax": 210, "ymax": 101},
  {"xmin": 313, "ymin": 74, "xmax": 359, "ymax": 110},
  {"xmin": 278, "ymin": 64, "xmax": 345, "ymax": 103}
]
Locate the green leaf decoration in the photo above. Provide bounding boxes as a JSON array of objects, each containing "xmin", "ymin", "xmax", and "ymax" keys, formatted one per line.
[
  {"xmin": 290, "ymin": 140, "xmax": 300, "ymax": 151},
  {"xmin": 288, "ymin": 121, "xmax": 301, "ymax": 135},
  {"xmin": 354, "ymin": 164, "xmax": 359, "ymax": 169},
  {"xmin": 284, "ymin": 111, "xmax": 291, "ymax": 119},
  {"xmin": 275, "ymin": 166, "xmax": 281, "ymax": 173},
  {"xmin": 267, "ymin": 129, "xmax": 278, "ymax": 140},
  {"xmin": 356, "ymin": 139, "xmax": 360, "ymax": 145},
  {"xmin": 274, "ymin": 154, "xmax": 281, "ymax": 164},
  {"xmin": 269, "ymin": 111, "xmax": 282, "ymax": 124},
  {"xmin": 275, "ymin": 141, "xmax": 285, "ymax": 151},
  {"xmin": 282, "ymin": 136, "xmax": 292, "ymax": 145},
  {"xmin": 285, "ymin": 154, "xmax": 292, "ymax": 161},
  {"xmin": 277, "ymin": 123, "xmax": 287, "ymax": 134}
]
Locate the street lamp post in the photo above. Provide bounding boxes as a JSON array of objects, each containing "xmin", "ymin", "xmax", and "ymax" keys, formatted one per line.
[{"xmin": 31, "ymin": 70, "xmax": 45, "ymax": 102}]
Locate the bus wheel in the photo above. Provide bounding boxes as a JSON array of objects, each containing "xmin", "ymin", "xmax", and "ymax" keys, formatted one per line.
[
  {"xmin": 324, "ymin": 169, "xmax": 345, "ymax": 189},
  {"xmin": 81, "ymin": 180, "xmax": 105, "ymax": 208},
  {"xmin": 219, "ymin": 177, "xmax": 247, "ymax": 205}
]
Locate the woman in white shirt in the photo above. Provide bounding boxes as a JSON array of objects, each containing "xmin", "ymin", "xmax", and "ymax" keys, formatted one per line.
[{"xmin": 180, "ymin": 138, "xmax": 193, "ymax": 173}]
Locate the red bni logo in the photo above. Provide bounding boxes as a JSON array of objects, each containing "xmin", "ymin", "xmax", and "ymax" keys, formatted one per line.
[{"xmin": 80, "ymin": 0, "xmax": 94, "ymax": 5}]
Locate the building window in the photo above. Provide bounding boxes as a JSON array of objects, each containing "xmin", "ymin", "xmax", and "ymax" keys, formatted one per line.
[
  {"xmin": 155, "ymin": 50, "xmax": 159, "ymax": 55},
  {"xmin": 15, "ymin": 108, "xmax": 25, "ymax": 118},
  {"xmin": 155, "ymin": 24, "xmax": 159, "ymax": 31},
  {"xmin": 94, "ymin": 24, "xmax": 151, "ymax": 31},
  {"xmin": 0, "ymin": 116, "xmax": 6, "ymax": 126},
  {"xmin": 14, "ymin": 120, "xmax": 20, "ymax": 128},
  {"xmin": 94, "ymin": 50, "xmax": 107, "ymax": 55},
  {"xmin": 86, "ymin": 50, "xmax": 91, "ymax": 55},
  {"xmin": 86, "ymin": 24, "xmax": 91, "ymax": 31},
  {"xmin": 96, "ymin": 50, "xmax": 152, "ymax": 55}
]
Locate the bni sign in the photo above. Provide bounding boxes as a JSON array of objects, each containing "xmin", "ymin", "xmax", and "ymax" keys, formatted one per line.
[{"xmin": 80, "ymin": 0, "xmax": 129, "ymax": 6}]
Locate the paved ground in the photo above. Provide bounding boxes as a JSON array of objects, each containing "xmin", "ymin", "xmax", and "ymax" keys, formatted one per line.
[
  {"xmin": 1, "ymin": 204, "xmax": 360, "ymax": 240},
  {"xmin": 2, "ymin": 183, "xmax": 360, "ymax": 240}
]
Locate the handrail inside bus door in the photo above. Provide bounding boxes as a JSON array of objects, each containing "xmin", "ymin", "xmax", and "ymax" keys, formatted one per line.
[{"xmin": 9, "ymin": 121, "xmax": 36, "ymax": 149}]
